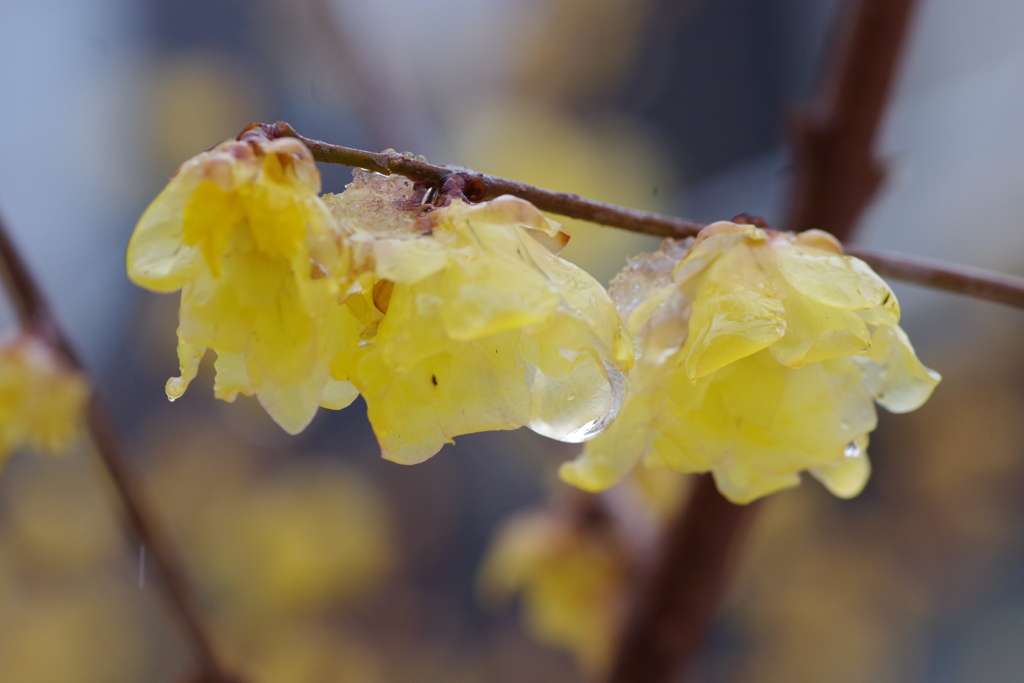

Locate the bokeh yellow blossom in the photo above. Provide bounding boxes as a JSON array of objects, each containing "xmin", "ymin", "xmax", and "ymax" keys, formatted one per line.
[
  {"xmin": 479, "ymin": 506, "xmax": 628, "ymax": 675},
  {"xmin": 0, "ymin": 334, "xmax": 87, "ymax": 467},
  {"xmin": 127, "ymin": 134, "xmax": 360, "ymax": 434},
  {"xmin": 561, "ymin": 221, "xmax": 941, "ymax": 503},
  {"xmin": 324, "ymin": 171, "xmax": 634, "ymax": 464}
]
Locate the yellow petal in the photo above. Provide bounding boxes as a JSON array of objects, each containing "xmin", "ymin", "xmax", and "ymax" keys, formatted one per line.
[
  {"xmin": 320, "ymin": 378, "xmax": 360, "ymax": 410},
  {"xmin": 857, "ymin": 324, "xmax": 941, "ymax": 413},
  {"xmin": 774, "ymin": 240, "xmax": 899, "ymax": 317},
  {"xmin": 809, "ymin": 435, "xmax": 871, "ymax": 498},
  {"xmin": 679, "ymin": 242, "xmax": 785, "ymax": 380},
  {"xmin": 127, "ymin": 176, "xmax": 203, "ymax": 291},
  {"xmin": 768, "ymin": 274, "xmax": 871, "ymax": 368}
]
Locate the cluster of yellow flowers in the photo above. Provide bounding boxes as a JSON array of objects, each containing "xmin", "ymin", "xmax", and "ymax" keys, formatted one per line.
[
  {"xmin": 478, "ymin": 504, "xmax": 628, "ymax": 674},
  {"xmin": 0, "ymin": 334, "xmax": 88, "ymax": 466},
  {"xmin": 128, "ymin": 135, "xmax": 632, "ymax": 465},
  {"xmin": 128, "ymin": 135, "xmax": 939, "ymax": 502}
]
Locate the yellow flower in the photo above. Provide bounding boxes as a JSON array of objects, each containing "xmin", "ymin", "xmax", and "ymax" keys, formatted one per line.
[
  {"xmin": 0, "ymin": 335, "xmax": 87, "ymax": 466},
  {"xmin": 127, "ymin": 135, "xmax": 361, "ymax": 434},
  {"xmin": 324, "ymin": 171, "xmax": 634, "ymax": 464},
  {"xmin": 478, "ymin": 507, "xmax": 627, "ymax": 674},
  {"xmin": 561, "ymin": 222, "xmax": 941, "ymax": 503}
]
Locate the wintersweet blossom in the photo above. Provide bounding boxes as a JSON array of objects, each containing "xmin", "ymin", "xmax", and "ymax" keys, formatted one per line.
[
  {"xmin": 324, "ymin": 170, "xmax": 634, "ymax": 464},
  {"xmin": 561, "ymin": 222, "xmax": 941, "ymax": 503},
  {"xmin": 478, "ymin": 506, "xmax": 627, "ymax": 674},
  {"xmin": 0, "ymin": 335, "xmax": 87, "ymax": 465},
  {"xmin": 126, "ymin": 135, "xmax": 361, "ymax": 434}
]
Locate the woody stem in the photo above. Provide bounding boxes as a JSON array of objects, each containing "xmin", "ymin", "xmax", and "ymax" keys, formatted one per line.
[
  {"xmin": 250, "ymin": 122, "xmax": 1024, "ymax": 311},
  {"xmin": 0, "ymin": 211, "xmax": 236, "ymax": 683}
]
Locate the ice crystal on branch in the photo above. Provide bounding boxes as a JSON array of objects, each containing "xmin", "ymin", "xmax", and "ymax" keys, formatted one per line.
[{"xmin": 561, "ymin": 222, "xmax": 941, "ymax": 503}]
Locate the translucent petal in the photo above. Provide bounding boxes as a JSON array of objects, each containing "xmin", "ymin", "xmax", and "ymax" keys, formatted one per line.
[
  {"xmin": 679, "ymin": 243, "xmax": 785, "ymax": 380},
  {"xmin": 319, "ymin": 378, "xmax": 359, "ymax": 410},
  {"xmin": 712, "ymin": 464, "xmax": 801, "ymax": 505},
  {"xmin": 652, "ymin": 352, "xmax": 876, "ymax": 498},
  {"xmin": 438, "ymin": 250, "xmax": 558, "ymax": 341},
  {"xmin": 560, "ymin": 373, "xmax": 661, "ymax": 491},
  {"xmin": 673, "ymin": 221, "xmax": 764, "ymax": 287},
  {"xmin": 857, "ymin": 325, "xmax": 941, "ymax": 413},
  {"xmin": 768, "ymin": 275, "xmax": 871, "ymax": 368},
  {"xmin": 256, "ymin": 372, "xmax": 326, "ymax": 436},
  {"xmin": 809, "ymin": 435, "xmax": 871, "ymax": 498},
  {"xmin": 126, "ymin": 176, "xmax": 202, "ymax": 292},
  {"xmin": 213, "ymin": 351, "xmax": 251, "ymax": 402},
  {"xmin": 775, "ymin": 241, "xmax": 896, "ymax": 315},
  {"xmin": 183, "ymin": 180, "xmax": 243, "ymax": 276},
  {"xmin": 373, "ymin": 237, "xmax": 449, "ymax": 284},
  {"xmin": 361, "ymin": 339, "xmax": 531, "ymax": 464},
  {"xmin": 167, "ymin": 340, "xmax": 205, "ymax": 401}
]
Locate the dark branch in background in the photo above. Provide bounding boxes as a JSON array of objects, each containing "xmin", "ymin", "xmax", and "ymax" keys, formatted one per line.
[
  {"xmin": 784, "ymin": 0, "xmax": 919, "ymax": 239},
  {"xmin": 249, "ymin": 122, "xmax": 1024, "ymax": 311},
  {"xmin": 607, "ymin": 0, "xmax": 921, "ymax": 681},
  {"xmin": 607, "ymin": 476, "xmax": 760, "ymax": 683},
  {"xmin": 0, "ymin": 213, "xmax": 238, "ymax": 683}
]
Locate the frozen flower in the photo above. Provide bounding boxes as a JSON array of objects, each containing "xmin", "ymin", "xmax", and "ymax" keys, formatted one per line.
[
  {"xmin": 478, "ymin": 505, "xmax": 627, "ymax": 674},
  {"xmin": 561, "ymin": 222, "xmax": 941, "ymax": 503},
  {"xmin": 127, "ymin": 133, "xmax": 361, "ymax": 434},
  {"xmin": 324, "ymin": 171, "xmax": 634, "ymax": 464},
  {"xmin": 0, "ymin": 335, "xmax": 87, "ymax": 466}
]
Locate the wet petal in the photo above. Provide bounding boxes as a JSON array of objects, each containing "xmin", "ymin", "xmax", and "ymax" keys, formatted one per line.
[
  {"xmin": 809, "ymin": 435, "xmax": 871, "ymax": 498},
  {"xmin": 679, "ymin": 243, "xmax": 785, "ymax": 380},
  {"xmin": 768, "ymin": 275, "xmax": 871, "ymax": 368},
  {"xmin": 857, "ymin": 325, "xmax": 941, "ymax": 413}
]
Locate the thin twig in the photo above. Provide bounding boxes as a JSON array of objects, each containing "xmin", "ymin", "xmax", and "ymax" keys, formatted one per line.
[
  {"xmin": 247, "ymin": 122, "xmax": 707, "ymax": 239},
  {"xmin": 246, "ymin": 122, "xmax": 1024, "ymax": 312},
  {"xmin": 784, "ymin": 0, "xmax": 919, "ymax": 240},
  {"xmin": 0, "ymin": 212, "xmax": 236, "ymax": 683},
  {"xmin": 848, "ymin": 246, "xmax": 1024, "ymax": 308}
]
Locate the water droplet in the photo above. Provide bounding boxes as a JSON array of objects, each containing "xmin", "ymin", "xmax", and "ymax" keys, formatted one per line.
[{"xmin": 844, "ymin": 441, "xmax": 861, "ymax": 458}]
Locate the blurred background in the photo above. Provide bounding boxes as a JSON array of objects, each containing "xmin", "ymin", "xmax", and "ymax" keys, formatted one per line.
[{"xmin": 3, "ymin": 0, "xmax": 1024, "ymax": 681}]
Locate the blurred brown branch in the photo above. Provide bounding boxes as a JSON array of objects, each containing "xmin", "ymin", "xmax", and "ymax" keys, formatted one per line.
[
  {"xmin": 0, "ymin": 212, "xmax": 239, "ymax": 683},
  {"xmin": 607, "ymin": 0, "xmax": 921, "ymax": 681},
  {"xmin": 784, "ymin": 0, "xmax": 919, "ymax": 240},
  {"xmin": 606, "ymin": 476, "xmax": 759, "ymax": 683}
]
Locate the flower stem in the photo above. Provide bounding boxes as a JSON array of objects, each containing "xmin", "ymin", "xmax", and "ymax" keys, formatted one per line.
[{"xmin": 0, "ymin": 211, "xmax": 237, "ymax": 683}]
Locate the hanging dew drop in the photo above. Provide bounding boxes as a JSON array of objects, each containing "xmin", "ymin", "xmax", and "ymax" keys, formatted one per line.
[{"xmin": 844, "ymin": 441, "xmax": 861, "ymax": 458}]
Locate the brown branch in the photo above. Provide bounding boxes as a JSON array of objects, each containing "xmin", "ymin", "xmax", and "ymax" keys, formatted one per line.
[
  {"xmin": 847, "ymin": 246, "xmax": 1024, "ymax": 308},
  {"xmin": 0, "ymin": 212, "xmax": 238, "ymax": 683},
  {"xmin": 784, "ymin": 0, "xmax": 919, "ymax": 240},
  {"xmin": 245, "ymin": 122, "xmax": 1024, "ymax": 312},
  {"xmin": 247, "ymin": 122, "xmax": 706, "ymax": 239},
  {"xmin": 608, "ymin": 0, "xmax": 921, "ymax": 681},
  {"xmin": 607, "ymin": 476, "xmax": 760, "ymax": 683}
]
